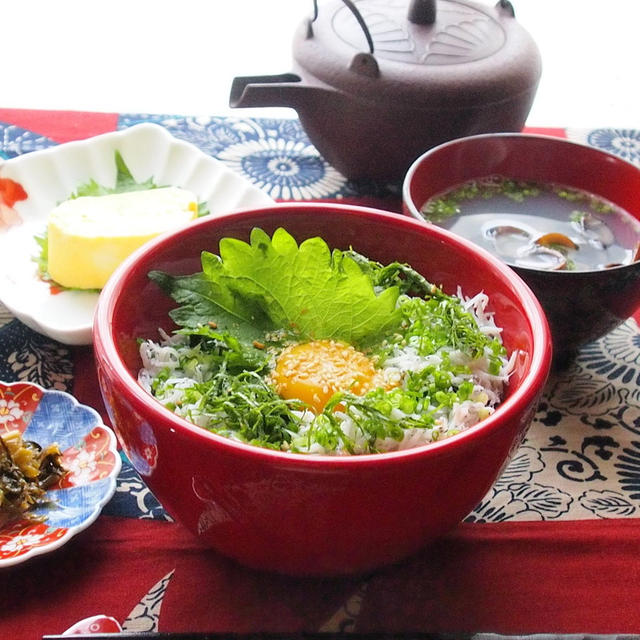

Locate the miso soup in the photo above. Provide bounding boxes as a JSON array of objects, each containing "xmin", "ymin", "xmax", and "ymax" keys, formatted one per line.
[{"xmin": 421, "ymin": 176, "xmax": 640, "ymax": 271}]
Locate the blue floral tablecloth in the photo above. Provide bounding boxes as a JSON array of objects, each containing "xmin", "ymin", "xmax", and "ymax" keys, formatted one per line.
[{"xmin": 1, "ymin": 112, "xmax": 639, "ymax": 524}]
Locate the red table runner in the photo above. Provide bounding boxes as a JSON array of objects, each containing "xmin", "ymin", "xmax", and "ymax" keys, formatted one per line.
[{"xmin": 3, "ymin": 516, "xmax": 640, "ymax": 637}]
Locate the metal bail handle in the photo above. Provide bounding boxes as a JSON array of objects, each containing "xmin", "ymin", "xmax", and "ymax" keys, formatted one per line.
[
  {"xmin": 311, "ymin": 0, "xmax": 375, "ymax": 54},
  {"xmin": 309, "ymin": 0, "xmax": 442, "ymax": 52}
]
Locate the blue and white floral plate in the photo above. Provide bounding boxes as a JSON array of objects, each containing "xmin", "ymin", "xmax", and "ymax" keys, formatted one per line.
[
  {"xmin": 0, "ymin": 380, "xmax": 121, "ymax": 568},
  {"xmin": 0, "ymin": 123, "xmax": 274, "ymax": 345}
]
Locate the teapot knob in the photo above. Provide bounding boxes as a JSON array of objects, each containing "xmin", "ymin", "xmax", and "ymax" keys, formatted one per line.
[
  {"xmin": 496, "ymin": 0, "xmax": 516, "ymax": 17},
  {"xmin": 408, "ymin": 0, "xmax": 436, "ymax": 25}
]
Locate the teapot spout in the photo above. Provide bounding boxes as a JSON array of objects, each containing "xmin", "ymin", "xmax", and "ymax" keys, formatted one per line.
[{"xmin": 229, "ymin": 73, "xmax": 305, "ymax": 109}]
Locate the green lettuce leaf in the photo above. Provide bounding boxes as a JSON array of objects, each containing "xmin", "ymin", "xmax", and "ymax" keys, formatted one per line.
[{"xmin": 150, "ymin": 227, "xmax": 402, "ymax": 345}]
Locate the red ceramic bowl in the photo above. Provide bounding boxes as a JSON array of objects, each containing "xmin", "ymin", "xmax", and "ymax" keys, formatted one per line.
[
  {"xmin": 93, "ymin": 203, "xmax": 551, "ymax": 576},
  {"xmin": 403, "ymin": 133, "xmax": 640, "ymax": 365}
]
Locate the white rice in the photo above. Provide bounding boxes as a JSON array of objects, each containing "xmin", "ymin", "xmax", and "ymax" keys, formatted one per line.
[{"xmin": 139, "ymin": 290, "xmax": 514, "ymax": 455}]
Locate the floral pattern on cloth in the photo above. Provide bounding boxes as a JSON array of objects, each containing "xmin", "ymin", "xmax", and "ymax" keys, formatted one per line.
[
  {"xmin": 118, "ymin": 114, "xmax": 400, "ymax": 200},
  {"xmin": 1, "ymin": 117, "xmax": 639, "ymax": 196},
  {"xmin": 0, "ymin": 115, "xmax": 639, "ymax": 524},
  {"xmin": 466, "ymin": 317, "xmax": 640, "ymax": 523},
  {"xmin": 100, "ymin": 454, "xmax": 171, "ymax": 522},
  {"xmin": 566, "ymin": 127, "xmax": 640, "ymax": 167},
  {"xmin": 0, "ymin": 319, "xmax": 73, "ymax": 391},
  {"xmin": 0, "ymin": 122, "xmax": 55, "ymax": 159},
  {"xmin": 2, "ymin": 115, "xmax": 639, "ymax": 198}
]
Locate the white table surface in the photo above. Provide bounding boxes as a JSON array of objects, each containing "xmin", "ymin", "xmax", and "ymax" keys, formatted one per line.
[{"xmin": 2, "ymin": 0, "xmax": 639, "ymax": 128}]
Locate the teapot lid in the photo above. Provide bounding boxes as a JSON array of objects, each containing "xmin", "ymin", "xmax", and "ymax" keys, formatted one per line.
[{"xmin": 293, "ymin": 0, "xmax": 541, "ymax": 108}]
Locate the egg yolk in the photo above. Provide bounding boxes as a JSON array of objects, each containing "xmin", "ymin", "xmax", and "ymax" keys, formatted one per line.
[{"xmin": 272, "ymin": 339, "xmax": 391, "ymax": 413}]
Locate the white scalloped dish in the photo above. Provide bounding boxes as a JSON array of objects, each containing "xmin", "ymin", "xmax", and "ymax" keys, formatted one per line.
[{"xmin": 0, "ymin": 123, "xmax": 274, "ymax": 345}]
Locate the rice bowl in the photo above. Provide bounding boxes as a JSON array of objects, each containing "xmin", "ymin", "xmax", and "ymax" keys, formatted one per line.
[{"xmin": 93, "ymin": 203, "xmax": 552, "ymax": 575}]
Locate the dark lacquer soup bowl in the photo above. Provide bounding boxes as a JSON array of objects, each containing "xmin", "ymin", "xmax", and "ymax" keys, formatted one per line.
[
  {"xmin": 93, "ymin": 203, "xmax": 551, "ymax": 576},
  {"xmin": 403, "ymin": 133, "xmax": 640, "ymax": 365}
]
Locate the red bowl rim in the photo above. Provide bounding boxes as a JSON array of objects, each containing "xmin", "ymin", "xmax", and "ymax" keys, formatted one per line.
[
  {"xmin": 403, "ymin": 131, "xmax": 640, "ymax": 212},
  {"xmin": 93, "ymin": 202, "xmax": 552, "ymax": 470}
]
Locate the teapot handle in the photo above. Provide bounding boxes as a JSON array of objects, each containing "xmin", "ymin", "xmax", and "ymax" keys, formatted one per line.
[
  {"xmin": 310, "ymin": 0, "xmax": 375, "ymax": 54},
  {"xmin": 309, "ymin": 0, "xmax": 443, "ymax": 52}
]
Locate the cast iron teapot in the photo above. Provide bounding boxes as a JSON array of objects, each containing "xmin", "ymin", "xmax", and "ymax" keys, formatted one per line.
[{"xmin": 230, "ymin": 0, "xmax": 542, "ymax": 181}]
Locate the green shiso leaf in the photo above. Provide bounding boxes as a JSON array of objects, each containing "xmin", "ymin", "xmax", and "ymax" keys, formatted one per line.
[
  {"xmin": 33, "ymin": 232, "xmax": 49, "ymax": 279},
  {"xmin": 148, "ymin": 269, "xmax": 270, "ymax": 346},
  {"xmin": 70, "ymin": 150, "xmax": 156, "ymax": 199},
  {"xmin": 150, "ymin": 227, "xmax": 403, "ymax": 345}
]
